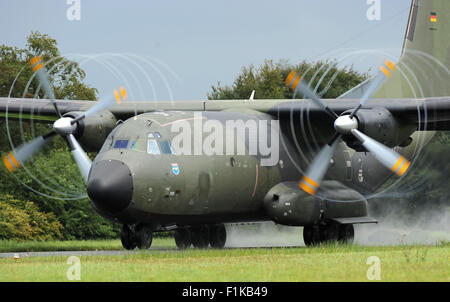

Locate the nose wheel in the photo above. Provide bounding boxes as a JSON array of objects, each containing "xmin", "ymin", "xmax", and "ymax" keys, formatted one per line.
[
  {"xmin": 120, "ymin": 224, "xmax": 153, "ymax": 250},
  {"xmin": 120, "ymin": 225, "xmax": 137, "ymax": 250}
]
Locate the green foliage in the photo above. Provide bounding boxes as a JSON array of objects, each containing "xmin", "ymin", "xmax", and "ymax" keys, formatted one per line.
[
  {"xmin": 207, "ymin": 59, "xmax": 368, "ymax": 100},
  {"xmin": 0, "ymin": 127, "xmax": 121, "ymax": 240},
  {"xmin": 0, "ymin": 31, "xmax": 97, "ymax": 99},
  {"xmin": 0, "ymin": 194, "xmax": 63, "ymax": 241},
  {"xmin": 0, "ymin": 32, "xmax": 120, "ymax": 240}
]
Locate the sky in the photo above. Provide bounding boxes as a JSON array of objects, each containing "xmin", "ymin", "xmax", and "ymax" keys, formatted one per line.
[{"xmin": 0, "ymin": 0, "xmax": 413, "ymax": 100}]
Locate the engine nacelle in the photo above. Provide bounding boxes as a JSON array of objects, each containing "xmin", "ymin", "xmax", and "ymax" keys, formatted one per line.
[
  {"xmin": 64, "ymin": 110, "xmax": 117, "ymax": 152},
  {"xmin": 343, "ymin": 107, "xmax": 415, "ymax": 151},
  {"xmin": 263, "ymin": 181, "xmax": 369, "ymax": 226}
]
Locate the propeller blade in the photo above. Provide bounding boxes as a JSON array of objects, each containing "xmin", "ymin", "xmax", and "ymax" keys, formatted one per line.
[
  {"xmin": 351, "ymin": 129, "xmax": 410, "ymax": 177},
  {"xmin": 65, "ymin": 134, "xmax": 92, "ymax": 183},
  {"xmin": 298, "ymin": 136, "xmax": 341, "ymax": 195},
  {"xmin": 2, "ymin": 131, "xmax": 57, "ymax": 172},
  {"xmin": 349, "ymin": 59, "xmax": 396, "ymax": 119},
  {"xmin": 71, "ymin": 86, "xmax": 127, "ymax": 124},
  {"xmin": 29, "ymin": 56, "xmax": 62, "ymax": 118},
  {"xmin": 286, "ymin": 70, "xmax": 338, "ymax": 119}
]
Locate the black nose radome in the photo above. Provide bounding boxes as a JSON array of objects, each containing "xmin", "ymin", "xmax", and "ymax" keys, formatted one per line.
[{"xmin": 87, "ymin": 160, "xmax": 133, "ymax": 214}]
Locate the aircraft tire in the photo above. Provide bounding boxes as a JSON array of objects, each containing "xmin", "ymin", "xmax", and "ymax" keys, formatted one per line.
[
  {"xmin": 175, "ymin": 229, "xmax": 192, "ymax": 249},
  {"xmin": 209, "ymin": 224, "xmax": 226, "ymax": 249},
  {"xmin": 304, "ymin": 223, "xmax": 343, "ymax": 246},
  {"xmin": 338, "ymin": 224, "xmax": 354, "ymax": 244},
  {"xmin": 191, "ymin": 226, "xmax": 209, "ymax": 249},
  {"xmin": 303, "ymin": 226, "xmax": 321, "ymax": 246},
  {"xmin": 121, "ymin": 225, "xmax": 137, "ymax": 250},
  {"xmin": 320, "ymin": 222, "xmax": 340, "ymax": 243},
  {"xmin": 136, "ymin": 225, "xmax": 153, "ymax": 249}
]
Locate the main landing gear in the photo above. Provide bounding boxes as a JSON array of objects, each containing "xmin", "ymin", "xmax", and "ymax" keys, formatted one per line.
[
  {"xmin": 175, "ymin": 224, "xmax": 227, "ymax": 250},
  {"xmin": 121, "ymin": 224, "xmax": 153, "ymax": 250},
  {"xmin": 303, "ymin": 222, "xmax": 354, "ymax": 246},
  {"xmin": 121, "ymin": 223, "xmax": 227, "ymax": 250}
]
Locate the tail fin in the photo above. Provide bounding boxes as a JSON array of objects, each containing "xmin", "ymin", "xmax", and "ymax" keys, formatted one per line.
[{"xmin": 374, "ymin": 0, "xmax": 450, "ymax": 98}]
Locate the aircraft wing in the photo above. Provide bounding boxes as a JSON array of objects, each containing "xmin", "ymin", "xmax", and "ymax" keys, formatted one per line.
[
  {"xmin": 1, "ymin": 96, "xmax": 449, "ymax": 131},
  {"xmin": 0, "ymin": 97, "xmax": 206, "ymax": 122},
  {"xmin": 262, "ymin": 97, "xmax": 450, "ymax": 131}
]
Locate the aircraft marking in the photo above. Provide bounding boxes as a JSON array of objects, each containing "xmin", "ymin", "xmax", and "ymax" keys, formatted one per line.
[{"xmin": 171, "ymin": 163, "xmax": 180, "ymax": 176}]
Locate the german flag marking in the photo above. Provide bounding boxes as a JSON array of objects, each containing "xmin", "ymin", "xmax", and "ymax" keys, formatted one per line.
[
  {"xmin": 29, "ymin": 56, "xmax": 42, "ymax": 66},
  {"xmin": 291, "ymin": 75, "xmax": 301, "ymax": 91},
  {"xmin": 380, "ymin": 66, "xmax": 391, "ymax": 78},
  {"xmin": 302, "ymin": 175, "xmax": 319, "ymax": 189},
  {"xmin": 392, "ymin": 156, "xmax": 405, "ymax": 172},
  {"xmin": 114, "ymin": 89, "xmax": 121, "ymax": 104},
  {"xmin": 8, "ymin": 152, "xmax": 20, "ymax": 169},
  {"xmin": 32, "ymin": 63, "xmax": 44, "ymax": 73},
  {"xmin": 396, "ymin": 160, "xmax": 410, "ymax": 176},
  {"xmin": 3, "ymin": 155, "xmax": 15, "ymax": 172},
  {"xmin": 285, "ymin": 70, "xmax": 297, "ymax": 86},
  {"xmin": 119, "ymin": 86, "xmax": 127, "ymax": 100},
  {"xmin": 299, "ymin": 181, "xmax": 316, "ymax": 196},
  {"xmin": 385, "ymin": 60, "xmax": 396, "ymax": 72},
  {"xmin": 430, "ymin": 12, "xmax": 437, "ymax": 23}
]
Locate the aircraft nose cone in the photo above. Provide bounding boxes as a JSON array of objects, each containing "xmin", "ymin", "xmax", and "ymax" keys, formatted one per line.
[{"xmin": 87, "ymin": 160, "xmax": 133, "ymax": 214}]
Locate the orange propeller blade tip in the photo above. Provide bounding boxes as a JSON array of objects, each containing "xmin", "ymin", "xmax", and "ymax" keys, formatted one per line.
[
  {"xmin": 380, "ymin": 65, "xmax": 391, "ymax": 78},
  {"xmin": 392, "ymin": 156, "xmax": 410, "ymax": 176},
  {"xmin": 299, "ymin": 181, "xmax": 316, "ymax": 195},
  {"xmin": 2, "ymin": 154, "xmax": 19, "ymax": 172},
  {"xmin": 384, "ymin": 59, "xmax": 396, "ymax": 71},
  {"xmin": 285, "ymin": 70, "xmax": 297, "ymax": 86},
  {"xmin": 29, "ymin": 55, "xmax": 42, "ymax": 66},
  {"xmin": 119, "ymin": 86, "xmax": 127, "ymax": 100},
  {"xmin": 114, "ymin": 89, "xmax": 121, "ymax": 104}
]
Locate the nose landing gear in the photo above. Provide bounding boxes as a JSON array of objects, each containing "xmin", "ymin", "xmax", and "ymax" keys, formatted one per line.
[
  {"xmin": 120, "ymin": 224, "xmax": 153, "ymax": 250},
  {"xmin": 120, "ymin": 225, "xmax": 137, "ymax": 250}
]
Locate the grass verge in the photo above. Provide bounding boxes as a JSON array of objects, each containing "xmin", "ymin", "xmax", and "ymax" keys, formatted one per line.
[
  {"xmin": 0, "ymin": 237, "xmax": 175, "ymax": 252},
  {"xmin": 0, "ymin": 242, "xmax": 448, "ymax": 281}
]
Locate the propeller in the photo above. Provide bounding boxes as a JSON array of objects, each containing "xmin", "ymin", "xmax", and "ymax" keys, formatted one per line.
[
  {"xmin": 286, "ymin": 70, "xmax": 338, "ymax": 119},
  {"xmin": 286, "ymin": 59, "xmax": 410, "ymax": 195},
  {"xmin": 30, "ymin": 55, "xmax": 62, "ymax": 118},
  {"xmin": 71, "ymin": 86, "xmax": 127, "ymax": 124},
  {"xmin": 2, "ymin": 55, "xmax": 127, "ymax": 183},
  {"xmin": 349, "ymin": 59, "xmax": 396, "ymax": 119}
]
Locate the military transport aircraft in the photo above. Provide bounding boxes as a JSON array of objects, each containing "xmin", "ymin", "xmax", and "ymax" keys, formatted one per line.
[{"xmin": 1, "ymin": 0, "xmax": 449, "ymax": 249}]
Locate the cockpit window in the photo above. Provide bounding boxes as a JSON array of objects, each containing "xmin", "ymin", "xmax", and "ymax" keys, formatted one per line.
[
  {"xmin": 99, "ymin": 125, "xmax": 121, "ymax": 153},
  {"xmin": 113, "ymin": 140, "xmax": 129, "ymax": 149},
  {"xmin": 160, "ymin": 140, "xmax": 175, "ymax": 154},
  {"xmin": 147, "ymin": 139, "xmax": 160, "ymax": 154}
]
